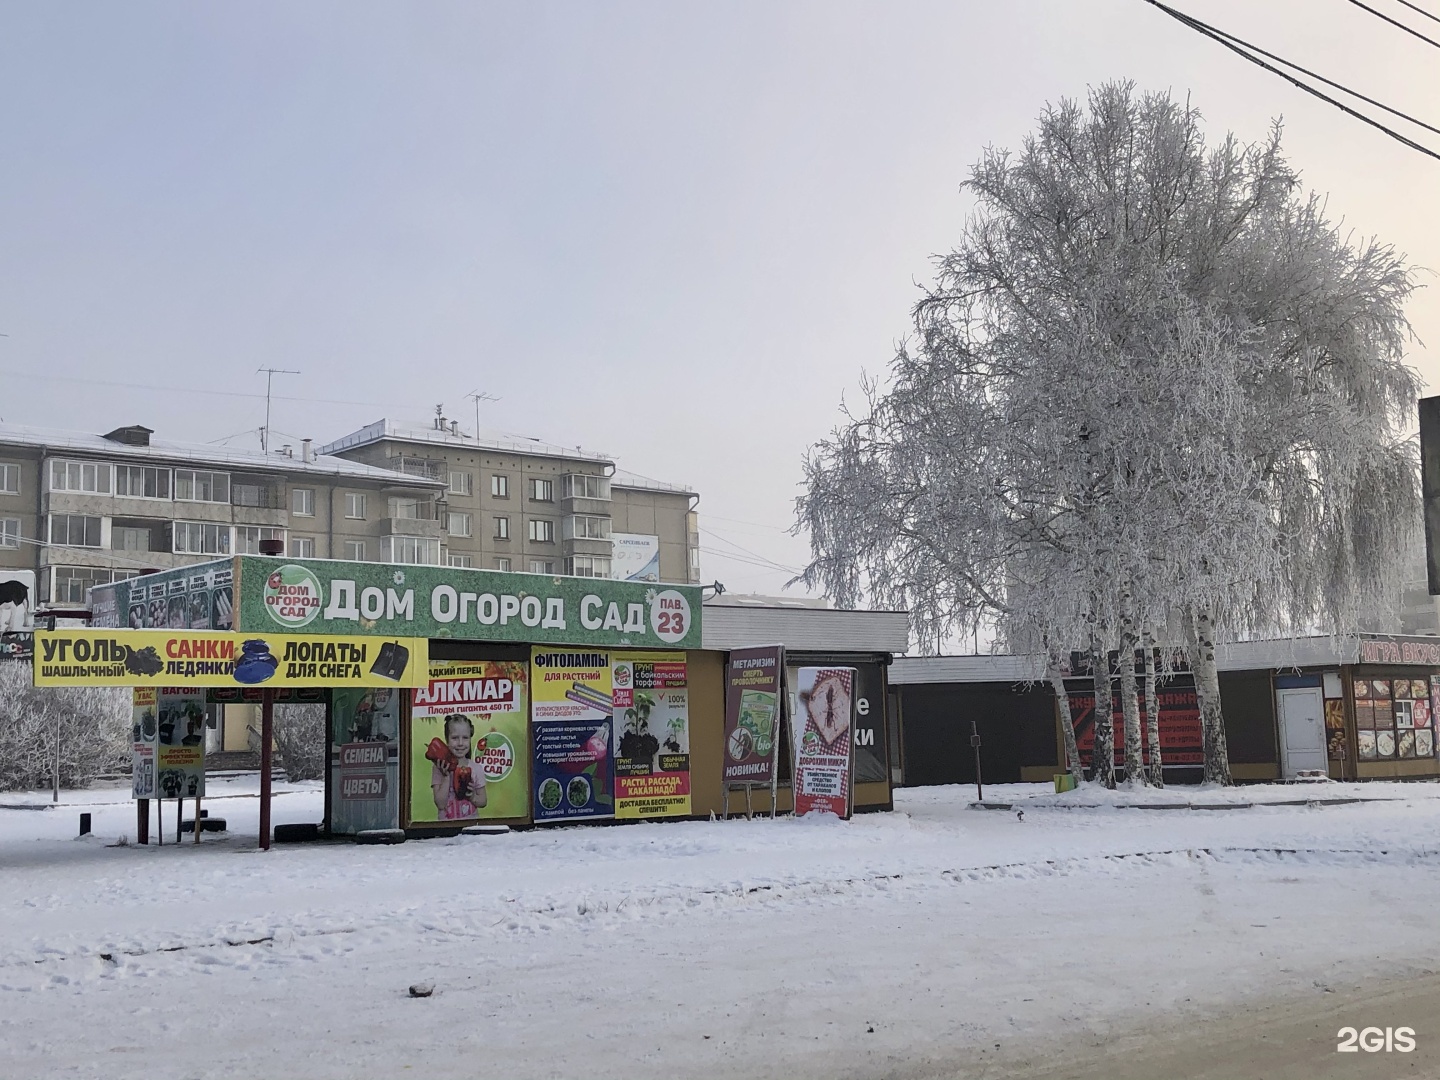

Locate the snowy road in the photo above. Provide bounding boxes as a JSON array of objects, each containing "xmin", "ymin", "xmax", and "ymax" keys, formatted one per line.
[{"xmin": 2, "ymin": 780, "xmax": 1439, "ymax": 1079}]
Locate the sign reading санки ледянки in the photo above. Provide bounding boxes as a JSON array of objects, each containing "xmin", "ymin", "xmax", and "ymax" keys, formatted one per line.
[
  {"xmin": 235, "ymin": 557, "xmax": 701, "ymax": 649},
  {"xmin": 33, "ymin": 629, "xmax": 428, "ymax": 687}
]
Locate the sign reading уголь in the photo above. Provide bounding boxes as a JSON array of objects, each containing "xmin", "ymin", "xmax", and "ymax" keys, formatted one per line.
[
  {"xmin": 33, "ymin": 629, "xmax": 429, "ymax": 688},
  {"xmin": 235, "ymin": 556, "xmax": 702, "ymax": 649}
]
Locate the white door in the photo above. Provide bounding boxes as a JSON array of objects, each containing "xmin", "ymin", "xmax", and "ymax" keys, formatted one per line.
[{"xmin": 1277, "ymin": 688, "xmax": 1327, "ymax": 777}]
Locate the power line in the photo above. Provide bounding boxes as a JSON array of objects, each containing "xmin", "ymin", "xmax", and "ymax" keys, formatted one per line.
[
  {"xmin": 0, "ymin": 367, "xmax": 423, "ymax": 411},
  {"xmin": 1392, "ymin": 0, "xmax": 1440, "ymax": 26},
  {"xmin": 1140, "ymin": 0, "xmax": 1440, "ymax": 162},
  {"xmin": 1343, "ymin": 0, "xmax": 1440, "ymax": 47},
  {"xmin": 1167, "ymin": 6, "xmax": 1440, "ymax": 138}
]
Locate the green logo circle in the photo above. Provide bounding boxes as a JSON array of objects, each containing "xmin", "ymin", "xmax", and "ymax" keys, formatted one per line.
[{"xmin": 262, "ymin": 564, "xmax": 323, "ymax": 628}]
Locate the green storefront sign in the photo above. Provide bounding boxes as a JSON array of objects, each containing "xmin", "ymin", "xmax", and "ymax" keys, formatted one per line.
[{"xmin": 235, "ymin": 556, "xmax": 702, "ymax": 649}]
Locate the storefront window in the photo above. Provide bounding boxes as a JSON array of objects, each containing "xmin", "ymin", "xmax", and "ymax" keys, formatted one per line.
[{"xmin": 1355, "ymin": 676, "xmax": 1434, "ymax": 760}]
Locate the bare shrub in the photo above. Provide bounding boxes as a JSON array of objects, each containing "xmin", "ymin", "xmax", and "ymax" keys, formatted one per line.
[{"xmin": 273, "ymin": 703, "xmax": 327, "ymax": 781}]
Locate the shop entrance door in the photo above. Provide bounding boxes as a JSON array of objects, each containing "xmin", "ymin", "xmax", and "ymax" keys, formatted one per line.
[{"xmin": 1276, "ymin": 687, "xmax": 1327, "ymax": 777}]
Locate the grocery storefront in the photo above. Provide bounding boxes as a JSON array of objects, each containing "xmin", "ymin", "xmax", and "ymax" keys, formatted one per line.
[{"xmin": 46, "ymin": 557, "xmax": 906, "ymax": 843}]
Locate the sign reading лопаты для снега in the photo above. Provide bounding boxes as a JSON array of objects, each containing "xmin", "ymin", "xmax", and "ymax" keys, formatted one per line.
[{"xmin": 234, "ymin": 557, "xmax": 702, "ymax": 649}]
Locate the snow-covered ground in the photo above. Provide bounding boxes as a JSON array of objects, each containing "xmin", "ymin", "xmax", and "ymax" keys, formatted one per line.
[{"xmin": 3, "ymin": 779, "xmax": 1439, "ymax": 1079}]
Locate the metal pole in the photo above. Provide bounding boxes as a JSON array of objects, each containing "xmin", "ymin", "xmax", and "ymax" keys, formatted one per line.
[
  {"xmin": 970, "ymin": 721, "xmax": 984, "ymax": 803},
  {"xmin": 137, "ymin": 799, "xmax": 149, "ymax": 845},
  {"xmin": 52, "ymin": 710, "xmax": 60, "ymax": 803},
  {"xmin": 194, "ymin": 796, "xmax": 202, "ymax": 844},
  {"xmin": 259, "ymin": 688, "xmax": 275, "ymax": 850}
]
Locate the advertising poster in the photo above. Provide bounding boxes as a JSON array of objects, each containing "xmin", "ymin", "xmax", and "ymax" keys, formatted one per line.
[
  {"xmin": 329, "ymin": 685, "xmax": 400, "ymax": 834},
  {"xmin": 1, "ymin": 570, "xmax": 35, "ymax": 661},
  {"xmin": 91, "ymin": 562, "xmax": 233, "ymax": 631},
  {"xmin": 32, "ymin": 629, "xmax": 428, "ymax": 688},
  {"xmin": 610, "ymin": 534, "xmax": 661, "ymax": 583},
  {"xmin": 723, "ymin": 646, "xmax": 783, "ymax": 786},
  {"xmin": 131, "ymin": 687, "xmax": 158, "ymax": 799},
  {"xmin": 791, "ymin": 667, "xmax": 855, "ymax": 818},
  {"xmin": 1066, "ymin": 675, "xmax": 1204, "ymax": 771},
  {"xmin": 613, "ymin": 652, "xmax": 690, "ymax": 819},
  {"xmin": 531, "ymin": 648, "xmax": 614, "ymax": 822},
  {"xmin": 1, "ymin": 570, "xmax": 35, "ymax": 632},
  {"xmin": 155, "ymin": 688, "xmax": 206, "ymax": 799},
  {"xmin": 409, "ymin": 659, "xmax": 530, "ymax": 824}
]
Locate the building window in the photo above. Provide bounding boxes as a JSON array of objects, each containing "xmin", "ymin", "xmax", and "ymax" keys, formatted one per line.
[
  {"xmin": 113, "ymin": 526, "xmax": 152, "ymax": 552},
  {"xmin": 563, "ymin": 514, "xmax": 611, "ymax": 540},
  {"xmin": 491, "ymin": 474, "xmax": 509, "ymax": 498},
  {"xmin": 49, "ymin": 459, "xmax": 111, "ymax": 494},
  {"xmin": 0, "ymin": 518, "xmax": 18, "ymax": 549},
  {"xmin": 561, "ymin": 474, "xmax": 611, "ymax": 501},
  {"xmin": 173, "ymin": 521, "xmax": 231, "ymax": 556},
  {"xmin": 448, "ymin": 511, "xmax": 472, "ymax": 538},
  {"xmin": 494, "ymin": 515, "xmax": 510, "ymax": 540},
  {"xmin": 495, "ymin": 557, "xmax": 511, "ymax": 572},
  {"xmin": 291, "ymin": 536, "xmax": 316, "ymax": 558},
  {"xmin": 383, "ymin": 535, "xmax": 440, "ymax": 565},
  {"xmin": 174, "ymin": 469, "xmax": 230, "ymax": 503},
  {"xmin": 236, "ymin": 526, "xmax": 286, "ymax": 555},
  {"xmin": 50, "ymin": 566, "xmax": 111, "ymax": 606},
  {"xmin": 528, "ymin": 519, "xmax": 555, "ymax": 543},
  {"xmin": 388, "ymin": 497, "xmax": 422, "ymax": 520},
  {"xmin": 566, "ymin": 555, "xmax": 612, "ymax": 578},
  {"xmin": 344, "ymin": 540, "xmax": 366, "ymax": 561},
  {"xmin": 448, "ymin": 470, "xmax": 473, "ymax": 497},
  {"xmin": 447, "ymin": 553, "xmax": 473, "ymax": 568},
  {"xmin": 530, "ymin": 478, "xmax": 553, "ymax": 502},
  {"xmin": 115, "ymin": 465, "xmax": 171, "ymax": 500},
  {"xmin": 48, "ymin": 514, "xmax": 103, "ymax": 548},
  {"xmin": 232, "ymin": 482, "xmax": 271, "ymax": 508},
  {"xmin": 0, "ymin": 463, "xmax": 19, "ymax": 496},
  {"xmin": 292, "ymin": 488, "xmax": 315, "ymax": 516},
  {"xmin": 1355, "ymin": 677, "xmax": 1435, "ymax": 761},
  {"xmin": 528, "ymin": 559, "xmax": 555, "ymax": 575},
  {"xmin": 345, "ymin": 493, "xmax": 367, "ymax": 519}
]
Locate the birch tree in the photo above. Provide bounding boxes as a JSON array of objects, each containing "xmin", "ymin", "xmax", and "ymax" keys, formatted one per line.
[{"xmin": 796, "ymin": 82, "xmax": 1420, "ymax": 786}]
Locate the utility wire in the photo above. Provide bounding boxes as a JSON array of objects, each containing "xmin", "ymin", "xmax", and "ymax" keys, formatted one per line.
[
  {"xmin": 1344, "ymin": 0, "xmax": 1440, "ymax": 47},
  {"xmin": 0, "ymin": 368, "xmax": 421, "ymax": 411},
  {"xmin": 1140, "ymin": 0, "xmax": 1440, "ymax": 162},
  {"xmin": 1392, "ymin": 0, "xmax": 1440, "ymax": 26},
  {"xmin": 1165, "ymin": 6, "xmax": 1440, "ymax": 138}
]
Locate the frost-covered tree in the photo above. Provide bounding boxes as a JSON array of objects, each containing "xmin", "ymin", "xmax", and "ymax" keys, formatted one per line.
[
  {"xmin": 0, "ymin": 662, "xmax": 129, "ymax": 791},
  {"xmin": 796, "ymin": 82, "xmax": 1420, "ymax": 787}
]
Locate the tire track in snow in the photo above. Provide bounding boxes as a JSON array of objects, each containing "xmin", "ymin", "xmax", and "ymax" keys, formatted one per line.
[{"xmin": 4, "ymin": 843, "xmax": 1437, "ymax": 976}]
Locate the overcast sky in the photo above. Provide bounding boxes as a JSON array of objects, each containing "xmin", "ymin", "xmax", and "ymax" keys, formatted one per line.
[{"xmin": 2, "ymin": 1, "xmax": 1436, "ymax": 596}]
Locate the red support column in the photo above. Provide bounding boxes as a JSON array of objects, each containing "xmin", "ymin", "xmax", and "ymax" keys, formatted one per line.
[{"xmin": 259, "ymin": 688, "xmax": 275, "ymax": 851}]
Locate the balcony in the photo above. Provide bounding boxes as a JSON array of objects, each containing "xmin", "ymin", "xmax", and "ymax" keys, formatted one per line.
[{"xmin": 385, "ymin": 455, "xmax": 447, "ymax": 482}]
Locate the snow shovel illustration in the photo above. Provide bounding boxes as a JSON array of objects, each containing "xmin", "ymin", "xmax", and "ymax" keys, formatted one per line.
[{"xmin": 369, "ymin": 641, "xmax": 410, "ymax": 681}]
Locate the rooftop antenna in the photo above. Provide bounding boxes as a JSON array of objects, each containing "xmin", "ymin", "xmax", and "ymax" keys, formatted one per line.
[
  {"xmin": 465, "ymin": 389, "xmax": 499, "ymax": 439},
  {"xmin": 257, "ymin": 368, "xmax": 300, "ymax": 453}
]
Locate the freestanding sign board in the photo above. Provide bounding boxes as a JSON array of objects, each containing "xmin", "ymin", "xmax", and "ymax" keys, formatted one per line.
[
  {"xmin": 722, "ymin": 645, "xmax": 784, "ymax": 817},
  {"xmin": 792, "ymin": 667, "xmax": 856, "ymax": 819}
]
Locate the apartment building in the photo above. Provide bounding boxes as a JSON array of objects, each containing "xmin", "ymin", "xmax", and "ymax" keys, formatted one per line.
[
  {"xmin": 320, "ymin": 417, "xmax": 700, "ymax": 584},
  {"xmin": 0, "ymin": 422, "xmax": 444, "ymax": 608}
]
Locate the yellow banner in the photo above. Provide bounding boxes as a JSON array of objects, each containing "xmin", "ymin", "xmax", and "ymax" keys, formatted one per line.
[{"xmin": 34, "ymin": 630, "xmax": 428, "ymax": 688}]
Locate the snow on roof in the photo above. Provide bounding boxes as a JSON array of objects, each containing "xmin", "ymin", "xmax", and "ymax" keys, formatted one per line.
[
  {"xmin": 610, "ymin": 469, "xmax": 696, "ymax": 495},
  {"xmin": 700, "ymin": 604, "xmax": 910, "ymax": 653},
  {"xmin": 319, "ymin": 419, "xmax": 612, "ymax": 465},
  {"xmin": 0, "ymin": 421, "xmax": 443, "ymax": 486}
]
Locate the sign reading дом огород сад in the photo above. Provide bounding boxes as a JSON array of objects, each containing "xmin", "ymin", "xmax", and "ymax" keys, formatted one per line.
[{"xmin": 234, "ymin": 556, "xmax": 702, "ymax": 649}]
